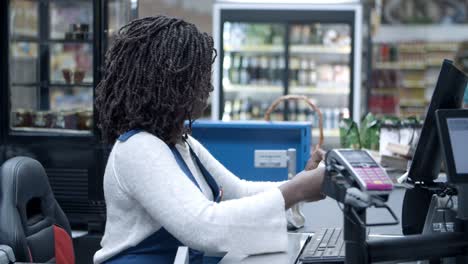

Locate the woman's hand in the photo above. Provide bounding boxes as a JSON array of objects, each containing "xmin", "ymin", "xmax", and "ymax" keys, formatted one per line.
[
  {"xmin": 305, "ymin": 148, "xmax": 326, "ymax": 171},
  {"xmin": 279, "ymin": 167, "xmax": 326, "ymax": 209}
]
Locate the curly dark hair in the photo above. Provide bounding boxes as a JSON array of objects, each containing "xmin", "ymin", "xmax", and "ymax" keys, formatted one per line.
[{"xmin": 95, "ymin": 16, "xmax": 215, "ymax": 144}]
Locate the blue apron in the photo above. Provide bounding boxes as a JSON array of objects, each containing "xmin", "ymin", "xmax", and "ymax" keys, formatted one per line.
[{"xmin": 105, "ymin": 130, "xmax": 223, "ymax": 264}]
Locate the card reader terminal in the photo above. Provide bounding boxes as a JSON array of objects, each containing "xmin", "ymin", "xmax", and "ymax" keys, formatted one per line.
[{"xmin": 327, "ymin": 149, "xmax": 393, "ymax": 193}]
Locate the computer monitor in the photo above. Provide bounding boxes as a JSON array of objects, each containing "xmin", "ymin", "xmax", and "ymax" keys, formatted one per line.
[
  {"xmin": 436, "ymin": 109, "xmax": 468, "ymax": 184},
  {"xmin": 402, "ymin": 60, "xmax": 467, "ymax": 235},
  {"xmin": 407, "ymin": 60, "xmax": 467, "ymax": 183}
]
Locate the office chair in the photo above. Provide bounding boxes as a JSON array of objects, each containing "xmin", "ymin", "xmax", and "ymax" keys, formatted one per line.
[{"xmin": 0, "ymin": 157, "xmax": 75, "ymax": 263}]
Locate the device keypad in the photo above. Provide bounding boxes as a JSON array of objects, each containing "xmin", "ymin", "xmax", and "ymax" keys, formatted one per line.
[{"xmin": 353, "ymin": 166, "xmax": 393, "ymax": 191}]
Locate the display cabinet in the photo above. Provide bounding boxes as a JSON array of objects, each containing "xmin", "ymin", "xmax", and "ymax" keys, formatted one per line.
[
  {"xmin": 212, "ymin": 1, "xmax": 363, "ymax": 138},
  {"xmin": 1, "ymin": 0, "xmax": 138, "ymax": 230}
]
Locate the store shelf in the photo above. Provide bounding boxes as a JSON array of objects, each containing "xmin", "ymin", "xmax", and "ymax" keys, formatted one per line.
[
  {"xmin": 10, "ymin": 36, "xmax": 39, "ymax": 42},
  {"xmin": 374, "ymin": 25, "xmax": 468, "ymax": 43},
  {"xmin": 48, "ymin": 82, "xmax": 94, "ymax": 88},
  {"xmin": 224, "ymin": 44, "xmax": 351, "ymax": 54},
  {"xmin": 224, "ymin": 45, "xmax": 283, "ymax": 53},
  {"xmin": 224, "ymin": 84, "xmax": 283, "ymax": 93},
  {"xmin": 402, "ymin": 80, "xmax": 426, "ymax": 88},
  {"xmin": 11, "ymin": 82, "xmax": 38, "ymax": 87},
  {"xmin": 374, "ymin": 62, "xmax": 426, "ymax": 70},
  {"xmin": 48, "ymin": 39, "xmax": 93, "ymax": 44},
  {"xmin": 290, "ymin": 45, "xmax": 351, "ymax": 54},
  {"xmin": 11, "ymin": 37, "xmax": 93, "ymax": 44},
  {"xmin": 371, "ymin": 88, "xmax": 397, "ymax": 96},
  {"xmin": 313, "ymin": 128, "xmax": 340, "ymax": 138},
  {"xmin": 399, "ymin": 100, "xmax": 427, "ymax": 107},
  {"xmin": 425, "ymin": 43, "xmax": 459, "ymax": 52},
  {"xmin": 290, "ymin": 86, "xmax": 349, "ymax": 95},
  {"xmin": 11, "ymin": 127, "xmax": 92, "ymax": 136}
]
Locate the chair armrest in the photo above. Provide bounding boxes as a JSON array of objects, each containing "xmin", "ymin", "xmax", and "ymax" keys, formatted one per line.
[
  {"xmin": 174, "ymin": 246, "xmax": 189, "ymax": 264},
  {"xmin": 0, "ymin": 245, "xmax": 15, "ymax": 264}
]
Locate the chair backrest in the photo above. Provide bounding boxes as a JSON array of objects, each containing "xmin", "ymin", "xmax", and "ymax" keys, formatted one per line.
[{"xmin": 0, "ymin": 157, "xmax": 74, "ymax": 263}]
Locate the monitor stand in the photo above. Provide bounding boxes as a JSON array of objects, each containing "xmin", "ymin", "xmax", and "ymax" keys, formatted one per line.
[{"xmin": 423, "ymin": 195, "xmax": 457, "ymax": 234}]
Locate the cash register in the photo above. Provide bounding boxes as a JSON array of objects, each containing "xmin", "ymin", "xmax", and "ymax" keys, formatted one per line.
[{"xmin": 296, "ymin": 60, "xmax": 468, "ymax": 263}]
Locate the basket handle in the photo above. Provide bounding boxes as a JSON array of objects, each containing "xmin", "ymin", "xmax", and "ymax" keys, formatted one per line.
[{"xmin": 264, "ymin": 95, "xmax": 324, "ymax": 149}]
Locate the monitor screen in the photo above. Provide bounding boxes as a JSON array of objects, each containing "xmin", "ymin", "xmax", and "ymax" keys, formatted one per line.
[
  {"xmin": 447, "ymin": 118, "xmax": 468, "ymax": 174},
  {"xmin": 340, "ymin": 150, "xmax": 374, "ymax": 163},
  {"xmin": 408, "ymin": 60, "xmax": 467, "ymax": 182}
]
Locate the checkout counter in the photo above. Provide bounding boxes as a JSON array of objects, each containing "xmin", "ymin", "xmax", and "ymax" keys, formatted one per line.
[{"xmin": 217, "ymin": 183, "xmax": 410, "ymax": 264}]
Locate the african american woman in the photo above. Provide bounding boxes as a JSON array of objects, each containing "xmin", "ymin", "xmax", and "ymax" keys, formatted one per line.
[{"xmin": 93, "ymin": 16, "xmax": 326, "ymax": 264}]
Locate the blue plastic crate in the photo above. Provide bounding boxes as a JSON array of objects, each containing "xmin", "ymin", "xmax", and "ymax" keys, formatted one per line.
[{"xmin": 191, "ymin": 121, "xmax": 312, "ymax": 182}]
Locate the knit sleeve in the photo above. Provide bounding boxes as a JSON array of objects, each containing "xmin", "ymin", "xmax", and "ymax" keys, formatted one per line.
[{"xmin": 113, "ymin": 133, "xmax": 288, "ymax": 255}]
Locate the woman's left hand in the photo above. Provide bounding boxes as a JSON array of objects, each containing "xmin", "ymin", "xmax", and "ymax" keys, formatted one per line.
[{"xmin": 305, "ymin": 147, "xmax": 326, "ymax": 171}]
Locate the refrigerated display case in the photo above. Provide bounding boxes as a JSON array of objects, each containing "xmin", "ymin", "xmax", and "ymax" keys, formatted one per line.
[
  {"xmin": 0, "ymin": 0, "xmax": 138, "ymax": 229},
  {"xmin": 212, "ymin": 1, "xmax": 363, "ymax": 137}
]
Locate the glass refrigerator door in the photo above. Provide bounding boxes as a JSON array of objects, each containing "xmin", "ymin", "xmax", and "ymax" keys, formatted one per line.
[
  {"xmin": 9, "ymin": 0, "xmax": 40, "ymax": 130},
  {"xmin": 107, "ymin": 0, "xmax": 138, "ymax": 47},
  {"xmin": 9, "ymin": 0, "xmax": 94, "ymax": 135},
  {"xmin": 221, "ymin": 22, "xmax": 286, "ymax": 121},
  {"xmin": 288, "ymin": 23, "xmax": 351, "ymax": 136}
]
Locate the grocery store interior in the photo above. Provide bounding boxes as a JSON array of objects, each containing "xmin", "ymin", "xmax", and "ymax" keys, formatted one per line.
[{"xmin": 1, "ymin": 0, "xmax": 468, "ymax": 264}]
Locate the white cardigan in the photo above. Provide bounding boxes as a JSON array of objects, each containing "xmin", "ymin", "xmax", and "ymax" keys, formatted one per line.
[{"xmin": 93, "ymin": 132, "xmax": 288, "ymax": 263}]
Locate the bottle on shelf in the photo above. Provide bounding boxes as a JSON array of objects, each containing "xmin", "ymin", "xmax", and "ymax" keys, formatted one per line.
[
  {"xmin": 333, "ymin": 108, "xmax": 341, "ymax": 129},
  {"xmin": 297, "ymin": 101, "xmax": 307, "ymax": 122},
  {"xmin": 290, "ymin": 57, "xmax": 300, "ymax": 86},
  {"xmin": 298, "ymin": 58, "xmax": 310, "ymax": 86},
  {"xmin": 232, "ymin": 99, "xmax": 241, "ymax": 120},
  {"xmin": 251, "ymin": 102, "xmax": 261, "ymax": 120},
  {"xmin": 277, "ymin": 57, "xmax": 285, "ymax": 85},
  {"xmin": 239, "ymin": 56, "xmax": 249, "ymax": 85},
  {"xmin": 288, "ymin": 100, "xmax": 297, "ymax": 121},
  {"xmin": 247, "ymin": 56, "xmax": 256, "ymax": 85},
  {"xmin": 291, "ymin": 25, "xmax": 302, "ymax": 45},
  {"xmin": 260, "ymin": 56, "xmax": 269, "ymax": 85},
  {"xmin": 239, "ymin": 98, "xmax": 252, "ymax": 120},
  {"xmin": 308, "ymin": 60, "xmax": 317, "ymax": 87},
  {"xmin": 230, "ymin": 54, "xmax": 241, "ymax": 84},
  {"xmin": 323, "ymin": 108, "xmax": 333, "ymax": 130},
  {"xmin": 222, "ymin": 100, "xmax": 232, "ymax": 121},
  {"xmin": 301, "ymin": 25, "xmax": 311, "ymax": 45},
  {"xmin": 269, "ymin": 56, "xmax": 278, "ymax": 85}
]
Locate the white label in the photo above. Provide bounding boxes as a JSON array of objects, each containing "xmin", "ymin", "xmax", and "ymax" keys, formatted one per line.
[{"xmin": 254, "ymin": 150, "xmax": 288, "ymax": 168}]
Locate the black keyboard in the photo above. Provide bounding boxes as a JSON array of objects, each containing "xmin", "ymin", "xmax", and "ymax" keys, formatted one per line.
[{"xmin": 298, "ymin": 228, "xmax": 345, "ymax": 263}]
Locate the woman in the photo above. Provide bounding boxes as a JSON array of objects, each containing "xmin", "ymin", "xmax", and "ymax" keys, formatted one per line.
[{"xmin": 93, "ymin": 16, "xmax": 326, "ymax": 264}]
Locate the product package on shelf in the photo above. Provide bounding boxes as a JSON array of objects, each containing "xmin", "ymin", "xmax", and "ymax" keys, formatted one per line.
[{"xmin": 372, "ymin": 41, "xmax": 462, "ymax": 117}]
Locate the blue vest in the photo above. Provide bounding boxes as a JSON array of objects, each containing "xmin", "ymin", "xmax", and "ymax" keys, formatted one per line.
[{"xmin": 105, "ymin": 130, "xmax": 222, "ymax": 264}]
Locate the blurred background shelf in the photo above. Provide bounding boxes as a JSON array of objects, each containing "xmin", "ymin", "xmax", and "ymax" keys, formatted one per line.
[
  {"xmin": 48, "ymin": 39, "xmax": 93, "ymax": 44},
  {"xmin": 290, "ymin": 86, "xmax": 349, "ymax": 95},
  {"xmin": 290, "ymin": 44, "xmax": 351, "ymax": 54},
  {"xmin": 224, "ymin": 84, "xmax": 283, "ymax": 93},
  {"xmin": 313, "ymin": 129, "xmax": 340, "ymax": 138},
  {"xmin": 373, "ymin": 25, "xmax": 468, "ymax": 43},
  {"xmin": 11, "ymin": 127, "xmax": 92, "ymax": 136},
  {"xmin": 48, "ymin": 83, "xmax": 94, "ymax": 88},
  {"xmin": 224, "ymin": 44, "xmax": 351, "ymax": 54},
  {"xmin": 11, "ymin": 82, "xmax": 38, "ymax": 87}
]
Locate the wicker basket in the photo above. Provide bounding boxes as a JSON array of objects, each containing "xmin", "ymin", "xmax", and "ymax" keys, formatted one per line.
[{"xmin": 263, "ymin": 94, "xmax": 324, "ymax": 151}]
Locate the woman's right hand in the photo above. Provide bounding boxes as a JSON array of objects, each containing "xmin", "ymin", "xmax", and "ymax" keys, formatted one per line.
[{"xmin": 279, "ymin": 167, "xmax": 326, "ymax": 209}]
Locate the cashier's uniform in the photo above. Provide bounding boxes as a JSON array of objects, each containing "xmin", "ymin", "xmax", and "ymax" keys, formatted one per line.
[{"xmin": 93, "ymin": 131, "xmax": 288, "ymax": 264}]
